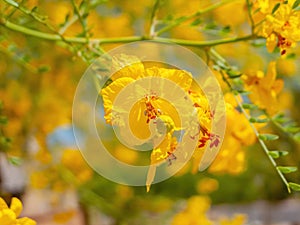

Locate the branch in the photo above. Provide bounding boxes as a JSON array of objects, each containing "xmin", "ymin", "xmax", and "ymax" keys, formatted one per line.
[
  {"xmin": 210, "ymin": 48, "xmax": 294, "ymax": 193},
  {"xmin": 1, "ymin": 20, "xmax": 256, "ymax": 48},
  {"xmin": 156, "ymin": 34, "xmax": 256, "ymax": 47}
]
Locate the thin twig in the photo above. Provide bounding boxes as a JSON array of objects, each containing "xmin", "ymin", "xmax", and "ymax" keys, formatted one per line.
[
  {"xmin": 210, "ymin": 48, "xmax": 292, "ymax": 193},
  {"xmin": 149, "ymin": 0, "xmax": 161, "ymax": 37},
  {"xmin": 246, "ymin": 0, "xmax": 255, "ymax": 34}
]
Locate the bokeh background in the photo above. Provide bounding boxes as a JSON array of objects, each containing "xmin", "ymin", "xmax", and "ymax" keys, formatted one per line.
[{"xmin": 0, "ymin": 0, "xmax": 300, "ymax": 224}]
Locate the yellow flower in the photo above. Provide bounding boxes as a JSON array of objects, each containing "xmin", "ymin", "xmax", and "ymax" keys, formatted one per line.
[
  {"xmin": 253, "ymin": 0, "xmax": 300, "ymax": 55},
  {"xmin": 172, "ymin": 196, "xmax": 247, "ymax": 225},
  {"xmin": 243, "ymin": 61, "xmax": 284, "ymax": 115},
  {"xmin": 101, "ymin": 55, "xmax": 216, "ymax": 191},
  {"xmin": 0, "ymin": 197, "xmax": 36, "ymax": 225}
]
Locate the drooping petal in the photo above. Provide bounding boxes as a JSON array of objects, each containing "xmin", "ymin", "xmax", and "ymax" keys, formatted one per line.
[{"xmin": 146, "ymin": 164, "xmax": 156, "ymax": 192}]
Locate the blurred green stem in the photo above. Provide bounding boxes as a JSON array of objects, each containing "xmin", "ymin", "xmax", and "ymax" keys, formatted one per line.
[
  {"xmin": 0, "ymin": 20, "xmax": 255, "ymax": 48},
  {"xmin": 210, "ymin": 48, "xmax": 292, "ymax": 193}
]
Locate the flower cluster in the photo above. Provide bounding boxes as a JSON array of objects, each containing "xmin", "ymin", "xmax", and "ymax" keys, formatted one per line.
[
  {"xmin": 253, "ymin": 0, "xmax": 300, "ymax": 55},
  {"xmin": 171, "ymin": 195, "xmax": 246, "ymax": 225}
]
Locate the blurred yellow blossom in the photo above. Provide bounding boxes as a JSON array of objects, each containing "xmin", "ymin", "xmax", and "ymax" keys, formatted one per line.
[
  {"xmin": 61, "ymin": 149, "xmax": 93, "ymax": 183},
  {"xmin": 277, "ymin": 58, "xmax": 296, "ymax": 76},
  {"xmin": 243, "ymin": 61, "xmax": 284, "ymax": 115},
  {"xmin": 196, "ymin": 177, "xmax": 219, "ymax": 194},
  {"xmin": 171, "ymin": 196, "xmax": 212, "ymax": 225},
  {"xmin": 213, "ymin": 0, "xmax": 247, "ymax": 27},
  {"xmin": 192, "ymin": 93, "xmax": 255, "ymax": 175},
  {"xmin": 0, "ymin": 197, "xmax": 36, "ymax": 225},
  {"xmin": 53, "ymin": 209, "xmax": 76, "ymax": 224}
]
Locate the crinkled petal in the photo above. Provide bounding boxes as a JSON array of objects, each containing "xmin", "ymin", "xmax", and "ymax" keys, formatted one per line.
[
  {"xmin": 101, "ymin": 77, "xmax": 135, "ymax": 124},
  {"xmin": 145, "ymin": 67, "xmax": 193, "ymax": 91}
]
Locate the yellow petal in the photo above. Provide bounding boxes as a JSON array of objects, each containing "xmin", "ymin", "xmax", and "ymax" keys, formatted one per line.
[
  {"xmin": 129, "ymin": 101, "xmax": 151, "ymax": 140},
  {"xmin": 101, "ymin": 77, "xmax": 135, "ymax": 124},
  {"xmin": 10, "ymin": 197, "xmax": 22, "ymax": 217},
  {"xmin": 0, "ymin": 198, "xmax": 8, "ymax": 210},
  {"xmin": 0, "ymin": 209, "xmax": 16, "ymax": 225},
  {"xmin": 262, "ymin": 61, "xmax": 276, "ymax": 89},
  {"xmin": 146, "ymin": 164, "xmax": 156, "ymax": 192},
  {"xmin": 112, "ymin": 60, "xmax": 145, "ymax": 80},
  {"xmin": 266, "ymin": 33, "xmax": 277, "ymax": 52},
  {"xmin": 17, "ymin": 217, "xmax": 37, "ymax": 225},
  {"xmin": 145, "ymin": 67, "xmax": 193, "ymax": 91}
]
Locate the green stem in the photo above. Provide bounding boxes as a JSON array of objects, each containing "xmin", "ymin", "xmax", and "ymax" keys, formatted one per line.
[
  {"xmin": 1, "ymin": 20, "xmax": 256, "ymax": 47},
  {"xmin": 71, "ymin": 0, "xmax": 89, "ymax": 42},
  {"xmin": 235, "ymin": 95, "xmax": 291, "ymax": 193},
  {"xmin": 155, "ymin": 0, "xmax": 236, "ymax": 36},
  {"xmin": 1, "ymin": 20, "xmax": 143, "ymax": 43},
  {"xmin": 246, "ymin": 0, "xmax": 255, "ymax": 34},
  {"xmin": 155, "ymin": 35, "xmax": 255, "ymax": 46},
  {"xmin": 210, "ymin": 48, "xmax": 291, "ymax": 193}
]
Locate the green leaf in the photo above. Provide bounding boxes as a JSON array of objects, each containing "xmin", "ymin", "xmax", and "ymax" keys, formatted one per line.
[
  {"xmin": 227, "ymin": 70, "xmax": 242, "ymax": 78},
  {"xmin": 221, "ymin": 26, "xmax": 231, "ymax": 33},
  {"xmin": 233, "ymin": 90, "xmax": 250, "ymax": 96},
  {"xmin": 0, "ymin": 116, "xmax": 8, "ymax": 125},
  {"xmin": 175, "ymin": 16, "xmax": 187, "ymax": 23},
  {"xmin": 277, "ymin": 166, "xmax": 298, "ymax": 174},
  {"xmin": 289, "ymin": 182, "xmax": 300, "ymax": 191},
  {"xmin": 272, "ymin": 2, "xmax": 281, "ymax": 14},
  {"xmin": 272, "ymin": 113, "xmax": 290, "ymax": 123},
  {"xmin": 204, "ymin": 22, "xmax": 217, "ymax": 30},
  {"xmin": 286, "ymin": 53, "xmax": 296, "ymax": 59},
  {"xmin": 38, "ymin": 65, "xmax": 50, "ymax": 73},
  {"xmin": 268, "ymin": 150, "xmax": 288, "ymax": 159},
  {"xmin": 8, "ymin": 156, "xmax": 23, "ymax": 166},
  {"xmin": 249, "ymin": 117, "xmax": 269, "ymax": 123},
  {"xmin": 3, "ymin": 0, "xmax": 19, "ymax": 7},
  {"xmin": 294, "ymin": 132, "xmax": 300, "ymax": 141},
  {"xmin": 258, "ymin": 133, "xmax": 279, "ymax": 141},
  {"xmin": 292, "ymin": 0, "xmax": 300, "ymax": 9},
  {"xmin": 242, "ymin": 103, "xmax": 258, "ymax": 110},
  {"xmin": 284, "ymin": 125, "xmax": 300, "ymax": 133},
  {"xmin": 190, "ymin": 18, "xmax": 202, "ymax": 26}
]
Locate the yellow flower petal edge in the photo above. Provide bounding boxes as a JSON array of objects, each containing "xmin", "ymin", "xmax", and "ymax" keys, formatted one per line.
[{"xmin": 0, "ymin": 197, "xmax": 36, "ymax": 225}]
